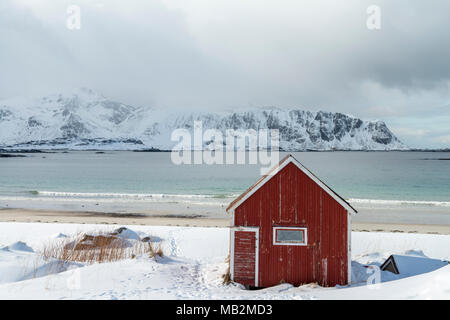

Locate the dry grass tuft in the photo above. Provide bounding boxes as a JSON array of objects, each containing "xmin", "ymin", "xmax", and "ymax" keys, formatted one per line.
[
  {"xmin": 40, "ymin": 230, "xmax": 163, "ymax": 264},
  {"xmin": 146, "ymin": 241, "xmax": 164, "ymax": 261},
  {"xmin": 221, "ymin": 255, "xmax": 232, "ymax": 285},
  {"xmin": 222, "ymin": 267, "xmax": 232, "ymax": 285}
]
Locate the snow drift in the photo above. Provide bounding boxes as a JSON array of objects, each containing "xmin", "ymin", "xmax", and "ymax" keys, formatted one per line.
[{"xmin": 0, "ymin": 223, "xmax": 448, "ymax": 299}]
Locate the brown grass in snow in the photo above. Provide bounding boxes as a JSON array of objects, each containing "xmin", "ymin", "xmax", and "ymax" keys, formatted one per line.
[
  {"xmin": 222, "ymin": 255, "xmax": 232, "ymax": 285},
  {"xmin": 222, "ymin": 267, "xmax": 231, "ymax": 285},
  {"xmin": 40, "ymin": 230, "xmax": 163, "ymax": 264}
]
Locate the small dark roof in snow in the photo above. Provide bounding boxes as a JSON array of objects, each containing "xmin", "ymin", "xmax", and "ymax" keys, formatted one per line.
[{"xmin": 380, "ymin": 254, "xmax": 449, "ymax": 275}]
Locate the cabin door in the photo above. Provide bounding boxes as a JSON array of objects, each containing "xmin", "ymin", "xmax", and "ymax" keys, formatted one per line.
[{"xmin": 231, "ymin": 227, "xmax": 259, "ymax": 287}]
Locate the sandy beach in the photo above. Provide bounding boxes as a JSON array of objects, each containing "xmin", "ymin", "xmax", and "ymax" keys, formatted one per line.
[
  {"xmin": 1, "ymin": 208, "xmax": 449, "ymax": 234},
  {"xmin": 0, "ymin": 208, "xmax": 229, "ymax": 228}
]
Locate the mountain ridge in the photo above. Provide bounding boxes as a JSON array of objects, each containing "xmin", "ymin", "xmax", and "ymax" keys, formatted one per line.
[{"xmin": 0, "ymin": 89, "xmax": 408, "ymax": 151}]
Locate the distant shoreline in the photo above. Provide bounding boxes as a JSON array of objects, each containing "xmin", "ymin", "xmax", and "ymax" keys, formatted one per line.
[{"xmin": 1, "ymin": 148, "xmax": 450, "ymax": 153}]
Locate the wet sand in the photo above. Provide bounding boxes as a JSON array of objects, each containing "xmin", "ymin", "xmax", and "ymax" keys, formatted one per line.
[
  {"xmin": 350, "ymin": 222, "xmax": 449, "ymax": 235},
  {"xmin": 0, "ymin": 208, "xmax": 228, "ymax": 227},
  {"xmin": 0, "ymin": 208, "xmax": 449, "ymax": 234}
]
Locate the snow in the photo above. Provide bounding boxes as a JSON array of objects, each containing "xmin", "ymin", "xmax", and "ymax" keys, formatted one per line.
[
  {"xmin": 2, "ymin": 241, "xmax": 34, "ymax": 252},
  {"xmin": 0, "ymin": 243, "xmax": 80, "ymax": 285},
  {"xmin": 387, "ymin": 254, "xmax": 448, "ymax": 276},
  {"xmin": 112, "ymin": 227, "xmax": 141, "ymax": 241},
  {"xmin": 0, "ymin": 89, "xmax": 407, "ymax": 151},
  {"xmin": 0, "ymin": 222, "xmax": 448, "ymax": 299}
]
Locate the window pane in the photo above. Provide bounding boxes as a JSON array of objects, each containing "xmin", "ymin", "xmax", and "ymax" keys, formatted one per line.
[{"xmin": 277, "ymin": 230, "xmax": 303, "ymax": 243}]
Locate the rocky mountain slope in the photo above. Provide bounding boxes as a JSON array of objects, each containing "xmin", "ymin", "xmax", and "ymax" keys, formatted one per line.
[{"xmin": 0, "ymin": 89, "xmax": 407, "ymax": 151}]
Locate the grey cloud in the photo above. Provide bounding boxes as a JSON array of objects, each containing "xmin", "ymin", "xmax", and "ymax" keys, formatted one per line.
[{"xmin": 0, "ymin": 0, "xmax": 449, "ymax": 148}]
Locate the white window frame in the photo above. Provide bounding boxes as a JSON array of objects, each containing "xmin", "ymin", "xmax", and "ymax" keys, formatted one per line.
[{"xmin": 273, "ymin": 227, "xmax": 307, "ymax": 246}]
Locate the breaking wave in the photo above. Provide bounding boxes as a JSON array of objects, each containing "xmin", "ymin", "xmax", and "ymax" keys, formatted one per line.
[
  {"xmin": 29, "ymin": 190, "xmax": 238, "ymax": 199},
  {"xmin": 12, "ymin": 192, "xmax": 450, "ymax": 209},
  {"xmin": 348, "ymin": 198, "xmax": 450, "ymax": 208}
]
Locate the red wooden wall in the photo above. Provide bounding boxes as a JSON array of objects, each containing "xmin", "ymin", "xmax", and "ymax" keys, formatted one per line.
[{"xmin": 233, "ymin": 162, "xmax": 348, "ymax": 287}]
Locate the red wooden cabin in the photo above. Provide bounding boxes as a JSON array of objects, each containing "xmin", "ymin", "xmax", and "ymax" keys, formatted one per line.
[{"xmin": 226, "ymin": 154, "xmax": 357, "ymax": 288}]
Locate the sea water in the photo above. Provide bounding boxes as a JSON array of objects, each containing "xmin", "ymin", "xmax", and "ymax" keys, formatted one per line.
[{"xmin": 0, "ymin": 151, "xmax": 449, "ymax": 217}]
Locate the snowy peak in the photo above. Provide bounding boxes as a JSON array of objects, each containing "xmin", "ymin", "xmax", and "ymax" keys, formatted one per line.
[
  {"xmin": 0, "ymin": 90, "xmax": 407, "ymax": 150},
  {"xmin": 153, "ymin": 109, "xmax": 405, "ymax": 151},
  {"xmin": 0, "ymin": 89, "xmax": 144, "ymax": 147}
]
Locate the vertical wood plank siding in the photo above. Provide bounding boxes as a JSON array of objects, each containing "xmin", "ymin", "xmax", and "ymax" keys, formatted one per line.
[
  {"xmin": 233, "ymin": 231, "xmax": 257, "ymax": 285},
  {"xmin": 234, "ymin": 162, "xmax": 348, "ymax": 287}
]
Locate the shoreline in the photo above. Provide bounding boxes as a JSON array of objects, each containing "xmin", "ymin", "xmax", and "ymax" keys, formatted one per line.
[
  {"xmin": 2, "ymin": 148, "xmax": 450, "ymax": 152},
  {"xmin": 0, "ymin": 208, "xmax": 229, "ymax": 228},
  {"xmin": 0, "ymin": 208, "xmax": 449, "ymax": 234}
]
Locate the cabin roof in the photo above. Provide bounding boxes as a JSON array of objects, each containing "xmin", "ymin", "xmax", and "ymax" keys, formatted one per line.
[
  {"xmin": 380, "ymin": 254, "xmax": 449, "ymax": 275},
  {"xmin": 226, "ymin": 154, "xmax": 357, "ymax": 215}
]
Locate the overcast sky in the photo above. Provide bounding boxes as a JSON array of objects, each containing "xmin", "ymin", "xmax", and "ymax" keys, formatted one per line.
[{"xmin": 1, "ymin": 0, "xmax": 449, "ymax": 148}]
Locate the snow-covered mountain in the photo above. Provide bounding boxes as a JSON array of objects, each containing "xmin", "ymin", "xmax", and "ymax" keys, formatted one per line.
[{"xmin": 0, "ymin": 89, "xmax": 407, "ymax": 151}]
